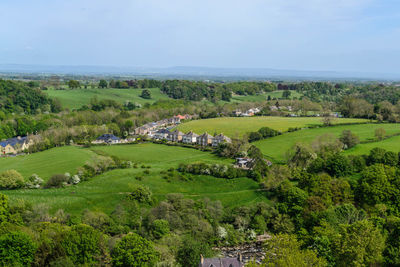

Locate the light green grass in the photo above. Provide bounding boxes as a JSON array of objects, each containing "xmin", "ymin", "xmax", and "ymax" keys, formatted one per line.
[
  {"xmin": 344, "ymin": 134, "xmax": 400, "ymax": 155},
  {"xmin": 1, "ymin": 143, "xmax": 267, "ymax": 215},
  {"xmin": 0, "ymin": 146, "xmax": 95, "ymax": 181},
  {"xmin": 46, "ymin": 88, "xmax": 170, "ymax": 110},
  {"xmin": 230, "ymin": 90, "xmax": 302, "ymax": 103},
  {"xmin": 177, "ymin": 116, "xmax": 370, "ymax": 137},
  {"xmin": 254, "ymin": 123, "xmax": 400, "ymax": 162}
]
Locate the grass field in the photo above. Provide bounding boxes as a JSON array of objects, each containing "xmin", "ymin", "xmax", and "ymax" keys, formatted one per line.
[
  {"xmin": 46, "ymin": 88, "xmax": 170, "ymax": 109},
  {"xmin": 0, "ymin": 146, "xmax": 95, "ymax": 181},
  {"xmin": 254, "ymin": 123, "xmax": 400, "ymax": 162},
  {"xmin": 344, "ymin": 134, "xmax": 400, "ymax": 155},
  {"xmin": 176, "ymin": 116, "xmax": 370, "ymax": 137},
  {"xmin": 230, "ymin": 90, "xmax": 303, "ymax": 103},
  {"xmin": 1, "ymin": 143, "xmax": 267, "ymax": 215}
]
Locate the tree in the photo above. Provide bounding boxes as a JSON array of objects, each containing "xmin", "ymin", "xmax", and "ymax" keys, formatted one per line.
[
  {"xmin": 263, "ymin": 234, "xmax": 327, "ymax": 267},
  {"xmin": 98, "ymin": 80, "xmax": 108, "ymax": 88},
  {"xmin": 176, "ymin": 237, "xmax": 213, "ymax": 267},
  {"xmin": 375, "ymin": 128, "xmax": 386, "ymax": 141},
  {"xmin": 67, "ymin": 80, "xmax": 80, "ymax": 89},
  {"xmin": 287, "ymin": 143, "xmax": 317, "ymax": 169},
  {"xmin": 0, "ymin": 193, "xmax": 9, "ymax": 223},
  {"xmin": 282, "ymin": 90, "xmax": 291, "ymax": 99},
  {"xmin": 111, "ymin": 233, "xmax": 159, "ymax": 267},
  {"xmin": 0, "ymin": 231, "xmax": 37, "ymax": 266},
  {"xmin": 151, "ymin": 219, "xmax": 170, "ymax": 239},
  {"xmin": 61, "ymin": 224, "xmax": 104, "ymax": 265},
  {"xmin": 140, "ymin": 89, "xmax": 151, "ymax": 99},
  {"xmin": 339, "ymin": 130, "xmax": 360, "ymax": 149},
  {"xmin": 333, "ymin": 220, "xmax": 385, "ymax": 266}
]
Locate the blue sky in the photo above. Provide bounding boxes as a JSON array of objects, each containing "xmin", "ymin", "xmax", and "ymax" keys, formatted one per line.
[{"xmin": 1, "ymin": 0, "xmax": 400, "ymax": 73}]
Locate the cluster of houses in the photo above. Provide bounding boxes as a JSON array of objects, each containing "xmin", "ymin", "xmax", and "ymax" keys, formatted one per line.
[
  {"xmin": 133, "ymin": 114, "xmax": 194, "ymax": 136},
  {"xmin": 0, "ymin": 136, "xmax": 33, "ymax": 155},
  {"xmin": 91, "ymin": 134, "xmax": 135, "ymax": 145},
  {"xmin": 153, "ymin": 129, "xmax": 231, "ymax": 147},
  {"xmin": 232, "ymin": 108, "xmax": 261, "ymax": 117}
]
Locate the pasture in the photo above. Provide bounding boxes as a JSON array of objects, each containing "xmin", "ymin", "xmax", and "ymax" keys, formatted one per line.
[
  {"xmin": 0, "ymin": 146, "xmax": 95, "ymax": 181},
  {"xmin": 344, "ymin": 134, "xmax": 400, "ymax": 155},
  {"xmin": 46, "ymin": 88, "xmax": 170, "ymax": 109},
  {"xmin": 254, "ymin": 123, "xmax": 400, "ymax": 162},
  {"xmin": 176, "ymin": 116, "xmax": 370, "ymax": 137},
  {"xmin": 1, "ymin": 143, "xmax": 267, "ymax": 215}
]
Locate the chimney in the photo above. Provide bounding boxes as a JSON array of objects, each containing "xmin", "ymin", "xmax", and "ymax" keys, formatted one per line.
[{"xmin": 200, "ymin": 254, "xmax": 204, "ymax": 265}]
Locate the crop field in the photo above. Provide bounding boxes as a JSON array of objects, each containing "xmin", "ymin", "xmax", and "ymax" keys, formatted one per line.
[
  {"xmin": 176, "ymin": 116, "xmax": 370, "ymax": 137},
  {"xmin": 254, "ymin": 123, "xmax": 400, "ymax": 162},
  {"xmin": 46, "ymin": 88, "xmax": 170, "ymax": 109},
  {"xmin": 0, "ymin": 146, "xmax": 95, "ymax": 181},
  {"xmin": 1, "ymin": 143, "xmax": 267, "ymax": 215},
  {"xmin": 230, "ymin": 90, "xmax": 303, "ymax": 103}
]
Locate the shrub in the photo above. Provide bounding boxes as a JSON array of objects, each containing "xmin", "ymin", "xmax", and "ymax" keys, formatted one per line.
[
  {"xmin": 45, "ymin": 174, "xmax": 68, "ymax": 188},
  {"xmin": 127, "ymin": 185, "xmax": 152, "ymax": 203},
  {"xmin": 26, "ymin": 174, "xmax": 44, "ymax": 189},
  {"xmin": 0, "ymin": 231, "xmax": 37, "ymax": 266},
  {"xmin": 68, "ymin": 175, "xmax": 80, "ymax": 185},
  {"xmin": 151, "ymin": 219, "xmax": 170, "ymax": 239},
  {"xmin": 0, "ymin": 170, "xmax": 25, "ymax": 189}
]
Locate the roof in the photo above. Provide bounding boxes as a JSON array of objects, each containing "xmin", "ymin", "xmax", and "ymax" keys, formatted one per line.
[
  {"xmin": 156, "ymin": 129, "xmax": 170, "ymax": 134},
  {"xmin": 170, "ymin": 130, "xmax": 184, "ymax": 136},
  {"xmin": 97, "ymin": 134, "xmax": 120, "ymax": 141},
  {"xmin": 184, "ymin": 131, "xmax": 199, "ymax": 137},
  {"xmin": 0, "ymin": 136, "xmax": 28, "ymax": 148},
  {"xmin": 214, "ymin": 133, "xmax": 231, "ymax": 142},
  {"xmin": 200, "ymin": 258, "xmax": 243, "ymax": 267},
  {"xmin": 199, "ymin": 132, "xmax": 213, "ymax": 139}
]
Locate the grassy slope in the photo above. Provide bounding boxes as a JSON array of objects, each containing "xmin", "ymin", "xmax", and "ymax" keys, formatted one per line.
[
  {"xmin": 177, "ymin": 116, "xmax": 370, "ymax": 137},
  {"xmin": 254, "ymin": 123, "xmax": 400, "ymax": 162},
  {"xmin": 0, "ymin": 146, "xmax": 95, "ymax": 181},
  {"xmin": 46, "ymin": 88, "xmax": 170, "ymax": 109},
  {"xmin": 344, "ymin": 134, "xmax": 400, "ymax": 155},
  {"xmin": 2, "ymin": 144, "xmax": 266, "ymax": 215}
]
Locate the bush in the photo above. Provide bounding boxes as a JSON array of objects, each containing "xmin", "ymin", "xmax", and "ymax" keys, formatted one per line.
[
  {"xmin": 151, "ymin": 219, "xmax": 170, "ymax": 239},
  {"xmin": 45, "ymin": 174, "xmax": 68, "ymax": 188},
  {"xmin": 26, "ymin": 174, "xmax": 44, "ymax": 189},
  {"xmin": 0, "ymin": 231, "xmax": 37, "ymax": 266},
  {"xmin": 0, "ymin": 170, "xmax": 25, "ymax": 189},
  {"xmin": 127, "ymin": 185, "xmax": 152, "ymax": 203}
]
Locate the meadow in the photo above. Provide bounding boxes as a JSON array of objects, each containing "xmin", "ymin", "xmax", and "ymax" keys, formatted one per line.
[
  {"xmin": 254, "ymin": 123, "xmax": 400, "ymax": 162},
  {"xmin": 176, "ymin": 116, "xmax": 370, "ymax": 137},
  {"xmin": 344, "ymin": 134, "xmax": 400, "ymax": 155},
  {"xmin": 1, "ymin": 143, "xmax": 267, "ymax": 215},
  {"xmin": 0, "ymin": 146, "xmax": 95, "ymax": 181},
  {"xmin": 46, "ymin": 88, "xmax": 170, "ymax": 109}
]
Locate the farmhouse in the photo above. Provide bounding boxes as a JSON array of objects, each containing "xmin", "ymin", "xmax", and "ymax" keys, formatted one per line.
[
  {"xmin": 153, "ymin": 129, "xmax": 170, "ymax": 140},
  {"xmin": 168, "ymin": 130, "xmax": 184, "ymax": 142},
  {"xmin": 182, "ymin": 131, "xmax": 199, "ymax": 144},
  {"xmin": 0, "ymin": 136, "xmax": 32, "ymax": 155},
  {"xmin": 197, "ymin": 132, "xmax": 214, "ymax": 146},
  {"xmin": 212, "ymin": 133, "xmax": 231, "ymax": 147},
  {"xmin": 199, "ymin": 254, "xmax": 243, "ymax": 267},
  {"xmin": 93, "ymin": 134, "xmax": 120, "ymax": 144}
]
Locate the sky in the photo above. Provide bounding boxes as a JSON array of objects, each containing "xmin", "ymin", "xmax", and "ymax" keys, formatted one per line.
[{"xmin": 1, "ymin": 0, "xmax": 400, "ymax": 74}]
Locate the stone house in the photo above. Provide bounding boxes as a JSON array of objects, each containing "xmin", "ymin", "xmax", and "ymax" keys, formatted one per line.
[
  {"xmin": 197, "ymin": 132, "xmax": 214, "ymax": 146},
  {"xmin": 182, "ymin": 131, "xmax": 199, "ymax": 144},
  {"xmin": 212, "ymin": 134, "xmax": 231, "ymax": 147}
]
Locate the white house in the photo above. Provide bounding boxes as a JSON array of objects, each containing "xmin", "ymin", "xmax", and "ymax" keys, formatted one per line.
[{"xmin": 182, "ymin": 131, "xmax": 199, "ymax": 144}]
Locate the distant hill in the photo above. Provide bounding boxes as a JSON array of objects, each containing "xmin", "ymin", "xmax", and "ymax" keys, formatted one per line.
[{"xmin": 0, "ymin": 64, "xmax": 399, "ymax": 81}]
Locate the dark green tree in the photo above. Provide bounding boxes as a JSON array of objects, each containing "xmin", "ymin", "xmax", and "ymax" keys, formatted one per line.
[
  {"xmin": 140, "ymin": 89, "xmax": 151, "ymax": 99},
  {"xmin": 98, "ymin": 80, "xmax": 108, "ymax": 88}
]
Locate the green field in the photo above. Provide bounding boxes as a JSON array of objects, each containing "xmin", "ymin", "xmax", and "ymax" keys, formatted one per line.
[
  {"xmin": 1, "ymin": 143, "xmax": 266, "ymax": 215},
  {"xmin": 177, "ymin": 116, "xmax": 370, "ymax": 137},
  {"xmin": 344, "ymin": 134, "xmax": 400, "ymax": 155},
  {"xmin": 231, "ymin": 90, "xmax": 303, "ymax": 102},
  {"xmin": 0, "ymin": 146, "xmax": 95, "ymax": 181},
  {"xmin": 46, "ymin": 88, "xmax": 170, "ymax": 109},
  {"xmin": 254, "ymin": 123, "xmax": 400, "ymax": 162}
]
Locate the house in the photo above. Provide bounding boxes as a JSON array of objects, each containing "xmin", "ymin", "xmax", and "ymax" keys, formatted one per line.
[
  {"xmin": 197, "ymin": 132, "xmax": 214, "ymax": 146},
  {"xmin": 199, "ymin": 254, "xmax": 243, "ymax": 267},
  {"xmin": 212, "ymin": 133, "xmax": 231, "ymax": 147},
  {"xmin": 167, "ymin": 130, "xmax": 184, "ymax": 142},
  {"xmin": 232, "ymin": 110, "xmax": 242, "ymax": 117},
  {"xmin": 182, "ymin": 131, "xmax": 199, "ymax": 144},
  {"xmin": 0, "ymin": 136, "xmax": 32, "ymax": 155},
  {"xmin": 236, "ymin": 157, "xmax": 253, "ymax": 169},
  {"xmin": 153, "ymin": 129, "xmax": 170, "ymax": 140},
  {"xmin": 93, "ymin": 134, "xmax": 120, "ymax": 144},
  {"xmin": 134, "ymin": 125, "xmax": 150, "ymax": 135}
]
